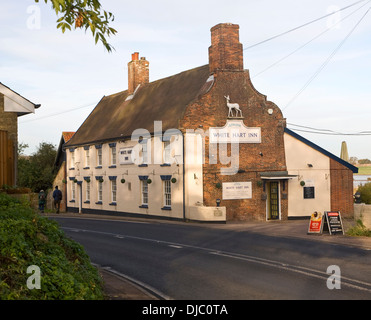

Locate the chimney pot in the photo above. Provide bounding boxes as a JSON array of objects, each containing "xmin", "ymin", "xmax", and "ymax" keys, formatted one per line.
[{"xmin": 132, "ymin": 52, "xmax": 139, "ymax": 61}]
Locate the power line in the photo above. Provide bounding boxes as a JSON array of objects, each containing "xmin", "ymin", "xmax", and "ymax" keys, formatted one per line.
[
  {"xmin": 283, "ymin": 5, "xmax": 370, "ymax": 111},
  {"xmin": 19, "ymin": 102, "xmax": 96, "ymax": 124},
  {"xmin": 287, "ymin": 123, "xmax": 371, "ymax": 136},
  {"xmin": 244, "ymin": 0, "xmax": 369, "ymax": 50},
  {"xmin": 251, "ymin": 0, "xmax": 370, "ymax": 79}
]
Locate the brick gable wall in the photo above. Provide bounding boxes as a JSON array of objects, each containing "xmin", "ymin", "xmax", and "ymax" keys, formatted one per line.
[
  {"xmin": 330, "ymin": 158, "xmax": 354, "ymax": 217},
  {"xmin": 180, "ymin": 70, "xmax": 288, "ymax": 220}
]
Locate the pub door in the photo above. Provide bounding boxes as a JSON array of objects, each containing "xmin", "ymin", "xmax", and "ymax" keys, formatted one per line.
[{"xmin": 267, "ymin": 181, "xmax": 279, "ymax": 220}]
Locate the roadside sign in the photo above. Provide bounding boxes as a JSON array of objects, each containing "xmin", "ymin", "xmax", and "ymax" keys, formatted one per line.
[
  {"xmin": 308, "ymin": 211, "xmax": 324, "ymax": 234},
  {"xmin": 325, "ymin": 211, "xmax": 344, "ymax": 235}
]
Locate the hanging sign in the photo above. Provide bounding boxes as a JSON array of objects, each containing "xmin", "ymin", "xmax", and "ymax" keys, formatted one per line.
[
  {"xmin": 307, "ymin": 211, "xmax": 324, "ymax": 234},
  {"xmin": 325, "ymin": 211, "xmax": 344, "ymax": 235}
]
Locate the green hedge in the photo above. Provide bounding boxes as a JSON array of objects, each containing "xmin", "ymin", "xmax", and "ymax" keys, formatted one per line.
[{"xmin": 0, "ymin": 193, "xmax": 104, "ymax": 300}]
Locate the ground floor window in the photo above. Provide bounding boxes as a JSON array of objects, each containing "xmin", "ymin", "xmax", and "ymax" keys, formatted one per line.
[
  {"xmin": 164, "ymin": 180, "xmax": 171, "ymax": 207},
  {"xmin": 86, "ymin": 182, "xmax": 90, "ymax": 201},
  {"xmin": 71, "ymin": 182, "xmax": 76, "ymax": 200},
  {"xmin": 97, "ymin": 181, "xmax": 103, "ymax": 202},
  {"xmin": 111, "ymin": 180, "xmax": 117, "ymax": 202},
  {"xmin": 141, "ymin": 180, "xmax": 148, "ymax": 206}
]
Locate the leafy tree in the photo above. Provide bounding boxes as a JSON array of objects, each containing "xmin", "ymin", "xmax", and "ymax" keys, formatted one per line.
[
  {"xmin": 357, "ymin": 182, "xmax": 371, "ymax": 204},
  {"xmin": 17, "ymin": 142, "xmax": 57, "ymax": 192},
  {"xmin": 17, "ymin": 142, "xmax": 29, "ymax": 156},
  {"xmin": 349, "ymin": 156, "xmax": 358, "ymax": 165},
  {"xmin": 35, "ymin": 0, "xmax": 117, "ymax": 52},
  {"xmin": 358, "ymin": 159, "xmax": 371, "ymax": 164}
]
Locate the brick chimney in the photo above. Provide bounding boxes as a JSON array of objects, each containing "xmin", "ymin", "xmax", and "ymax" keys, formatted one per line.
[
  {"xmin": 128, "ymin": 52, "xmax": 149, "ymax": 94},
  {"xmin": 208, "ymin": 23, "xmax": 243, "ymax": 74}
]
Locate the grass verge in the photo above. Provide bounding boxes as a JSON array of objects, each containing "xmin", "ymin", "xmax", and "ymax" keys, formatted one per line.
[{"xmin": 346, "ymin": 219, "xmax": 371, "ymax": 237}]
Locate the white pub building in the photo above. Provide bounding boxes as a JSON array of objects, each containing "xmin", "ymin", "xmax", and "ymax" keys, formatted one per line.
[{"xmin": 64, "ymin": 23, "xmax": 357, "ymax": 222}]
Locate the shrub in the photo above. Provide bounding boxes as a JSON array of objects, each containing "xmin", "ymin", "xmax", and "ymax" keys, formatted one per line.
[
  {"xmin": 0, "ymin": 193, "xmax": 104, "ymax": 300},
  {"xmin": 357, "ymin": 182, "xmax": 371, "ymax": 204}
]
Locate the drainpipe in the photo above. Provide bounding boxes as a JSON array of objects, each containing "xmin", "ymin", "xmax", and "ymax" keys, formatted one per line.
[{"xmin": 77, "ymin": 181, "xmax": 82, "ymax": 214}]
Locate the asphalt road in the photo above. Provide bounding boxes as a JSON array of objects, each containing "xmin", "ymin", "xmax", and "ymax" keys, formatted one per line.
[{"xmin": 52, "ymin": 216, "xmax": 371, "ymax": 300}]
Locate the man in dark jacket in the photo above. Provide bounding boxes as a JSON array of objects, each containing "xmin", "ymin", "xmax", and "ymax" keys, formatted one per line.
[{"xmin": 52, "ymin": 186, "xmax": 63, "ymax": 213}]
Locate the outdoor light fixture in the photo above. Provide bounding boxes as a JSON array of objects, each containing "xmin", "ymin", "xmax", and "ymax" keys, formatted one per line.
[
  {"xmin": 216, "ymin": 199, "xmax": 221, "ymax": 207},
  {"xmin": 307, "ymin": 164, "xmax": 313, "ymax": 168}
]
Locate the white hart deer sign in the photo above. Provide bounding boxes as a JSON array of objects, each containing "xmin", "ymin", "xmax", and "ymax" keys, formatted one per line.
[{"xmin": 224, "ymin": 95, "xmax": 243, "ymax": 118}]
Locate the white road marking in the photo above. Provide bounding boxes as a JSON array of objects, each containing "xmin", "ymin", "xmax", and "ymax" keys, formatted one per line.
[
  {"xmin": 168, "ymin": 245, "xmax": 183, "ymax": 249},
  {"xmin": 62, "ymin": 226, "xmax": 371, "ymax": 293}
]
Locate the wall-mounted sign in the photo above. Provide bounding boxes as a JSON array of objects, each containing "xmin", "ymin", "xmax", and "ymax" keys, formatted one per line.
[
  {"xmin": 222, "ymin": 181, "xmax": 252, "ymax": 200},
  {"xmin": 119, "ymin": 147, "xmax": 133, "ymax": 165},
  {"xmin": 210, "ymin": 120, "xmax": 261, "ymax": 144}
]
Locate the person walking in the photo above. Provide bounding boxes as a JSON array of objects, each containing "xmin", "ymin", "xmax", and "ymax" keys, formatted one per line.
[
  {"xmin": 38, "ymin": 189, "xmax": 46, "ymax": 213},
  {"xmin": 52, "ymin": 186, "xmax": 63, "ymax": 213}
]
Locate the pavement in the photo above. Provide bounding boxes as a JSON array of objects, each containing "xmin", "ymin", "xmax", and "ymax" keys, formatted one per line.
[{"xmin": 44, "ymin": 212, "xmax": 371, "ymax": 300}]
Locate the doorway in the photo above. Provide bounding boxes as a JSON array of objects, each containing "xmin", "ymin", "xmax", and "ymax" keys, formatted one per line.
[{"xmin": 267, "ymin": 181, "xmax": 279, "ymax": 220}]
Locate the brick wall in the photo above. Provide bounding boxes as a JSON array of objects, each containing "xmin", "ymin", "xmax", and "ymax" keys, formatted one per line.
[
  {"xmin": 180, "ymin": 70, "xmax": 288, "ymax": 220},
  {"xmin": 330, "ymin": 158, "xmax": 354, "ymax": 217},
  {"xmin": 128, "ymin": 52, "xmax": 149, "ymax": 94}
]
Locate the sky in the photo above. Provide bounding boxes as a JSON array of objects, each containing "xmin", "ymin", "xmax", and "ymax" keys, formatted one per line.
[{"xmin": 1, "ymin": 0, "xmax": 371, "ymax": 160}]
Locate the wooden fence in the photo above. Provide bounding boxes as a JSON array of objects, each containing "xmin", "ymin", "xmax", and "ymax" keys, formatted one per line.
[{"xmin": 0, "ymin": 130, "xmax": 15, "ymax": 186}]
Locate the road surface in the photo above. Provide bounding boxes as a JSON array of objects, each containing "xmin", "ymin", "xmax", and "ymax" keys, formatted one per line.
[{"xmin": 52, "ymin": 216, "xmax": 371, "ymax": 300}]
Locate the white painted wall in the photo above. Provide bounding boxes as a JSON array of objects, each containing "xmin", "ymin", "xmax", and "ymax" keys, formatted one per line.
[
  {"xmin": 66, "ymin": 136, "xmax": 184, "ymax": 220},
  {"xmin": 284, "ymin": 133, "xmax": 331, "ymax": 217}
]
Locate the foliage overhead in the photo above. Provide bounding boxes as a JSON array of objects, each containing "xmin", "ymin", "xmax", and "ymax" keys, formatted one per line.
[{"xmin": 35, "ymin": 0, "xmax": 117, "ymax": 52}]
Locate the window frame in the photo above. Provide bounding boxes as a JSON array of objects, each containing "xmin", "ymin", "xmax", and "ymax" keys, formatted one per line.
[
  {"xmin": 163, "ymin": 140, "xmax": 171, "ymax": 165},
  {"xmin": 111, "ymin": 146, "xmax": 117, "ymax": 166},
  {"xmin": 163, "ymin": 179, "xmax": 171, "ymax": 208},
  {"xmin": 86, "ymin": 181, "xmax": 90, "ymax": 202},
  {"xmin": 111, "ymin": 179, "xmax": 117, "ymax": 203},
  {"xmin": 71, "ymin": 151, "xmax": 75, "ymax": 168},
  {"xmin": 141, "ymin": 180, "xmax": 148, "ymax": 206},
  {"xmin": 97, "ymin": 148, "xmax": 103, "ymax": 167},
  {"xmin": 97, "ymin": 180, "xmax": 103, "ymax": 202},
  {"xmin": 71, "ymin": 181, "xmax": 76, "ymax": 200},
  {"xmin": 85, "ymin": 148, "xmax": 90, "ymax": 167}
]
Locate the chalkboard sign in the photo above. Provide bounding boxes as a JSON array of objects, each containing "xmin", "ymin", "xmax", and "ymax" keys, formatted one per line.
[
  {"xmin": 324, "ymin": 211, "xmax": 344, "ymax": 235},
  {"xmin": 303, "ymin": 186, "xmax": 315, "ymax": 199}
]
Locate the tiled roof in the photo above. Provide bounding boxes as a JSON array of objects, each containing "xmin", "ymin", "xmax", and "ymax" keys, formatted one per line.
[
  {"xmin": 65, "ymin": 65, "xmax": 210, "ymax": 147},
  {"xmin": 62, "ymin": 131, "xmax": 75, "ymax": 143}
]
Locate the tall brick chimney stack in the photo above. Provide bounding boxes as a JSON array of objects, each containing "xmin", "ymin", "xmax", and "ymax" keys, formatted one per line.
[
  {"xmin": 208, "ymin": 23, "xmax": 243, "ymax": 74},
  {"xmin": 128, "ymin": 52, "xmax": 149, "ymax": 94}
]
